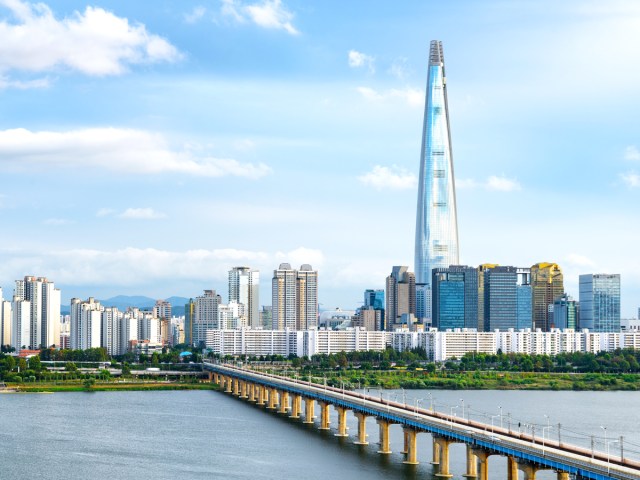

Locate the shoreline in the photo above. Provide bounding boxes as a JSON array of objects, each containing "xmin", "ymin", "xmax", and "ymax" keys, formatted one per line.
[{"xmin": 2, "ymin": 382, "xmax": 219, "ymax": 393}]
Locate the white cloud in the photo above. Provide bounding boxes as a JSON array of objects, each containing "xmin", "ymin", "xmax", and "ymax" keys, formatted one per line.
[
  {"xmin": 118, "ymin": 208, "xmax": 166, "ymax": 220},
  {"xmin": 43, "ymin": 218, "xmax": 73, "ymax": 226},
  {"xmin": 564, "ymin": 253, "xmax": 596, "ymax": 268},
  {"xmin": 388, "ymin": 57, "xmax": 410, "ymax": 80},
  {"xmin": 0, "ymin": 128, "xmax": 272, "ymax": 179},
  {"xmin": 184, "ymin": 6, "xmax": 206, "ymax": 24},
  {"xmin": 456, "ymin": 175, "xmax": 521, "ymax": 192},
  {"xmin": 624, "ymin": 145, "xmax": 640, "ymax": 161},
  {"xmin": 96, "ymin": 208, "xmax": 115, "ymax": 217},
  {"xmin": 0, "ymin": 0, "xmax": 181, "ymax": 78},
  {"xmin": 356, "ymin": 86, "xmax": 422, "ymax": 107},
  {"xmin": 348, "ymin": 50, "xmax": 374, "ymax": 73},
  {"xmin": 486, "ymin": 175, "xmax": 522, "ymax": 192},
  {"xmin": 358, "ymin": 165, "xmax": 417, "ymax": 190},
  {"xmin": 221, "ymin": 0, "xmax": 299, "ymax": 35},
  {"xmin": 0, "ymin": 246, "xmax": 320, "ymax": 287},
  {"xmin": 0, "ymin": 74, "xmax": 49, "ymax": 89},
  {"xmin": 621, "ymin": 172, "xmax": 640, "ymax": 188}
]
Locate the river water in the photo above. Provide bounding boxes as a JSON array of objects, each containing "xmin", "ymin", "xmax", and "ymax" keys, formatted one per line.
[{"xmin": 1, "ymin": 389, "xmax": 638, "ymax": 479}]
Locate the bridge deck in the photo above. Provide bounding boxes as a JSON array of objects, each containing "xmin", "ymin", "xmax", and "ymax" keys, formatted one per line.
[{"xmin": 205, "ymin": 362, "xmax": 640, "ymax": 480}]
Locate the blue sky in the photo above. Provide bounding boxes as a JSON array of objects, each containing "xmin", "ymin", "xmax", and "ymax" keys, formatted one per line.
[{"xmin": 0, "ymin": 0, "xmax": 639, "ymax": 316}]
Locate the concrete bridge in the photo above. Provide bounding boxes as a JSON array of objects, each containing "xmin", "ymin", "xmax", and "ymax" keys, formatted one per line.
[{"xmin": 203, "ymin": 361, "xmax": 640, "ymax": 480}]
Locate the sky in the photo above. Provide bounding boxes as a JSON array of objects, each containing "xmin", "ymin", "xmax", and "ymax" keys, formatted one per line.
[{"xmin": 0, "ymin": 0, "xmax": 639, "ymax": 316}]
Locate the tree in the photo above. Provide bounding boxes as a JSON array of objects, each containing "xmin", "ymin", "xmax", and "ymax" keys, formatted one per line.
[
  {"xmin": 4, "ymin": 356, "xmax": 15, "ymax": 372},
  {"xmin": 65, "ymin": 362, "xmax": 78, "ymax": 372},
  {"xmin": 29, "ymin": 356, "xmax": 42, "ymax": 372}
]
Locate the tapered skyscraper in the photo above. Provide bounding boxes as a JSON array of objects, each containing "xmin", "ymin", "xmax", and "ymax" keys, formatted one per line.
[{"xmin": 415, "ymin": 40, "xmax": 459, "ymax": 287}]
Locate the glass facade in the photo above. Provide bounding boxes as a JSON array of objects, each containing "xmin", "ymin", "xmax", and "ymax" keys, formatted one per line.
[
  {"xmin": 531, "ymin": 263, "xmax": 564, "ymax": 331},
  {"xmin": 432, "ymin": 266, "xmax": 477, "ymax": 330},
  {"xmin": 579, "ymin": 274, "xmax": 620, "ymax": 332},
  {"xmin": 415, "ymin": 40, "xmax": 459, "ymax": 286},
  {"xmin": 484, "ymin": 266, "xmax": 518, "ymax": 331}
]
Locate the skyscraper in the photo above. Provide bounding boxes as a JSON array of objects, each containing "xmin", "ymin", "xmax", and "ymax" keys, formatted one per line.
[
  {"xmin": 228, "ymin": 266, "xmax": 260, "ymax": 328},
  {"xmin": 272, "ymin": 263, "xmax": 318, "ymax": 330},
  {"xmin": 13, "ymin": 276, "xmax": 61, "ymax": 349},
  {"xmin": 414, "ymin": 40, "xmax": 459, "ymax": 290},
  {"xmin": 579, "ymin": 274, "xmax": 620, "ymax": 332},
  {"xmin": 531, "ymin": 263, "xmax": 564, "ymax": 331},
  {"xmin": 385, "ymin": 266, "xmax": 416, "ymax": 330},
  {"xmin": 432, "ymin": 266, "xmax": 478, "ymax": 330}
]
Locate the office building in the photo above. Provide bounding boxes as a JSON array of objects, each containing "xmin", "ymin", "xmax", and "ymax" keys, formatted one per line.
[
  {"xmin": 579, "ymin": 274, "xmax": 621, "ymax": 332},
  {"xmin": 414, "ymin": 40, "xmax": 460, "ymax": 318},
  {"xmin": 364, "ymin": 289, "xmax": 385, "ymax": 330},
  {"xmin": 531, "ymin": 263, "xmax": 564, "ymax": 331},
  {"xmin": 432, "ymin": 266, "xmax": 478, "ymax": 330},
  {"xmin": 385, "ymin": 266, "xmax": 416, "ymax": 330},
  {"xmin": 553, "ymin": 294, "xmax": 578, "ymax": 330},
  {"xmin": 515, "ymin": 268, "xmax": 532, "ymax": 330},
  {"xmin": 229, "ymin": 267, "xmax": 260, "ymax": 328}
]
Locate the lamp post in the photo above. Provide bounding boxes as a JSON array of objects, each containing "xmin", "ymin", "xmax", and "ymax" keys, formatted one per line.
[
  {"xmin": 498, "ymin": 406, "xmax": 503, "ymax": 429},
  {"xmin": 460, "ymin": 399, "xmax": 465, "ymax": 420},
  {"xmin": 450, "ymin": 405, "xmax": 459, "ymax": 427},
  {"xmin": 428, "ymin": 392, "xmax": 434, "ymax": 411},
  {"xmin": 490, "ymin": 414, "xmax": 500, "ymax": 432}
]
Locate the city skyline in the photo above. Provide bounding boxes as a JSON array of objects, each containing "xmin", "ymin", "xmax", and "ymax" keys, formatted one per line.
[{"xmin": 0, "ymin": 1, "xmax": 639, "ymax": 316}]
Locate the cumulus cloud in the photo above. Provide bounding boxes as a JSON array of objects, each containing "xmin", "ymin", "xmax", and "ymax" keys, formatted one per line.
[
  {"xmin": 0, "ymin": 128, "xmax": 272, "ymax": 179},
  {"xmin": 0, "ymin": 74, "xmax": 50, "ymax": 89},
  {"xmin": 358, "ymin": 165, "xmax": 417, "ymax": 190},
  {"xmin": 184, "ymin": 6, "xmax": 206, "ymax": 24},
  {"xmin": 118, "ymin": 208, "xmax": 166, "ymax": 220},
  {"xmin": 621, "ymin": 172, "xmax": 640, "ymax": 188},
  {"xmin": 356, "ymin": 86, "xmax": 422, "ymax": 107},
  {"xmin": 0, "ymin": 246, "xmax": 320, "ymax": 287},
  {"xmin": 221, "ymin": 0, "xmax": 299, "ymax": 35},
  {"xmin": 348, "ymin": 50, "xmax": 374, "ymax": 73},
  {"xmin": 457, "ymin": 175, "xmax": 521, "ymax": 192},
  {"xmin": 624, "ymin": 145, "xmax": 640, "ymax": 161},
  {"xmin": 0, "ymin": 0, "xmax": 180, "ymax": 81},
  {"xmin": 388, "ymin": 57, "xmax": 410, "ymax": 80},
  {"xmin": 486, "ymin": 175, "xmax": 522, "ymax": 192}
]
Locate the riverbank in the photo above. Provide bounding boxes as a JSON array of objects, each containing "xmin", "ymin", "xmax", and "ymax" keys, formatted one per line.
[
  {"xmin": 3, "ymin": 381, "xmax": 219, "ymax": 393},
  {"xmin": 293, "ymin": 368, "xmax": 640, "ymax": 391}
]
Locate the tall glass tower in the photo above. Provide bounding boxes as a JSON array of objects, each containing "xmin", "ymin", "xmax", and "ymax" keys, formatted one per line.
[{"xmin": 414, "ymin": 40, "xmax": 459, "ymax": 287}]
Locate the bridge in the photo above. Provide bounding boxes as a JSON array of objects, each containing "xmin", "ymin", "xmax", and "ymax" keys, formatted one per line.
[{"xmin": 203, "ymin": 361, "xmax": 640, "ymax": 480}]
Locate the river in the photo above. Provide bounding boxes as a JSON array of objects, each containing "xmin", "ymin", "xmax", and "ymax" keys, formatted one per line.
[{"xmin": 1, "ymin": 389, "xmax": 638, "ymax": 479}]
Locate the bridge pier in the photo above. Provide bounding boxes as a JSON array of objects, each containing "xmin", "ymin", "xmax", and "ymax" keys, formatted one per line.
[
  {"xmin": 354, "ymin": 412, "xmax": 368, "ymax": 445},
  {"xmin": 473, "ymin": 449, "xmax": 490, "ymax": 480},
  {"xmin": 303, "ymin": 398, "xmax": 315, "ymax": 424},
  {"xmin": 335, "ymin": 406, "xmax": 348, "ymax": 437},
  {"xmin": 434, "ymin": 436, "xmax": 454, "ymax": 477},
  {"xmin": 248, "ymin": 383, "xmax": 256, "ymax": 402},
  {"xmin": 518, "ymin": 461, "xmax": 539, "ymax": 480},
  {"xmin": 239, "ymin": 381, "xmax": 248, "ymax": 399},
  {"xmin": 463, "ymin": 444, "xmax": 477, "ymax": 478},
  {"xmin": 431, "ymin": 439, "xmax": 440, "ymax": 465},
  {"xmin": 556, "ymin": 471, "xmax": 570, "ymax": 480},
  {"xmin": 278, "ymin": 391, "xmax": 289, "ymax": 414},
  {"xmin": 290, "ymin": 395, "xmax": 301, "ymax": 418},
  {"xmin": 224, "ymin": 376, "xmax": 232, "ymax": 393},
  {"xmin": 267, "ymin": 388, "xmax": 278, "ymax": 410},
  {"xmin": 208, "ymin": 372, "xmax": 214, "ymax": 382},
  {"xmin": 319, "ymin": 402, "xmax": 331, "ymax": 430},
  {"xmin": 507, "ymin": 457, "xmax": 518, "ymax": 480},
  {"xmin": 232, "ymin": 378, "xmax": 239, "ymax": 396},
  {"xmin": 402, "ymin": 427, "xmax": 419, "ymax": 465},
  {"xmin": 376, "ymin": 418, "xmax": 392, "ymax": 454},
  {"xmin": 256, "ymin": 385, "xmax": 265, "ymax": 406}
]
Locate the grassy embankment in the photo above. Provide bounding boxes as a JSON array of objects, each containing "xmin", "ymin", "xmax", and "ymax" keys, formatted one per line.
[
  {"xmin": 296, "ymin": 368, "xmax": 640, "ymax": 391},
  {"xmin": 4, "ymin": 380, "xmax": 219, "ymax": 393}
]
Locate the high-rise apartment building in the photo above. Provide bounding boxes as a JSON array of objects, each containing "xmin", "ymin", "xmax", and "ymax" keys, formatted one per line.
[
  {"xmin": 0, "ymin": 288, "xmax": 12, "ymax": 347},
  {"xmin": 414, "ymin": 40, "xmax": 459, "ymax": 311},
  {"xmin": 579, "ymin": 274, "xmax": 620, "ymax": 332},
  {"xmin": 432, "ymin": 266, "xmax": 478, "ymax": 330},
  {"xmin": 385, "ymin": 266, "xmax": 416, "ymax": 330},
  {"xmin": 13, "ymin": 276, "xmax": 61, "ymax": 349},
  {"xmin": 296, "ymin": 264, "xmax": 318, "ymax": 330},
  {"xmin": 153, "ymin": 300, "xmax": 172, "ymax": 320},
  {"xmin": 272, "ymin": 263, "xmax": 318, "ymax": 330},
  {"xmin": 229, "ymin": 267, "xmax": 260, "ymax": 329},
  {"xmin": 11, "ymin": 296, "xmax": 30, "ymax": 351},
  {"xmin": 70, "ymin": 297, "xmax": 102, "ymax": 350},
  {"xmin": 194, "ymin": 290, "xmax": 221, "ymax": 346},
  {"xmin": 531, "ymin": 263, "xmax": 564, "ymax": 331},
  {"xmin": 184, "ymin": 299, "xmax": 195, "ymax": 346}
]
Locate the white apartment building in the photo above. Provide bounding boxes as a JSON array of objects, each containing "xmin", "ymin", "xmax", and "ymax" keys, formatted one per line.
[{"xmin": 12, "ymin": 276, "xmax": 61, "ymax": 350}]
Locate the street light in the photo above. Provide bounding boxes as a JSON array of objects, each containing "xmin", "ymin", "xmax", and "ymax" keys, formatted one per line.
[
  {"xmin": 427, "ymin": 392, "xmax": 434, "ymax": 411},
  {"xmin": 460, "ymin": 399, "xmax": 465, "ymax": 420},
  {"xmin": 542, "ymin": 418, "xmax": 552, "ymax": 455},
  {"xmin": 605, "ymin": 439, "xmax": 619, "ymax": 474},
  {"xmin": 490, "ymin": 413, "xmax": 501, "ymax": 432},
  {"xmin": 450, "ymin": 405, "xmax": 459, "ymax": 427},
  {"xmin": 498, "ymin": 406, "xmax": 503, "ymax": 429}
]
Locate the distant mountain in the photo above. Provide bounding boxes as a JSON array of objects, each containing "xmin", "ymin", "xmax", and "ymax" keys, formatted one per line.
[{"xmin": 61, "ymin": 295, "xmax": 191, "ymax": 315}]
